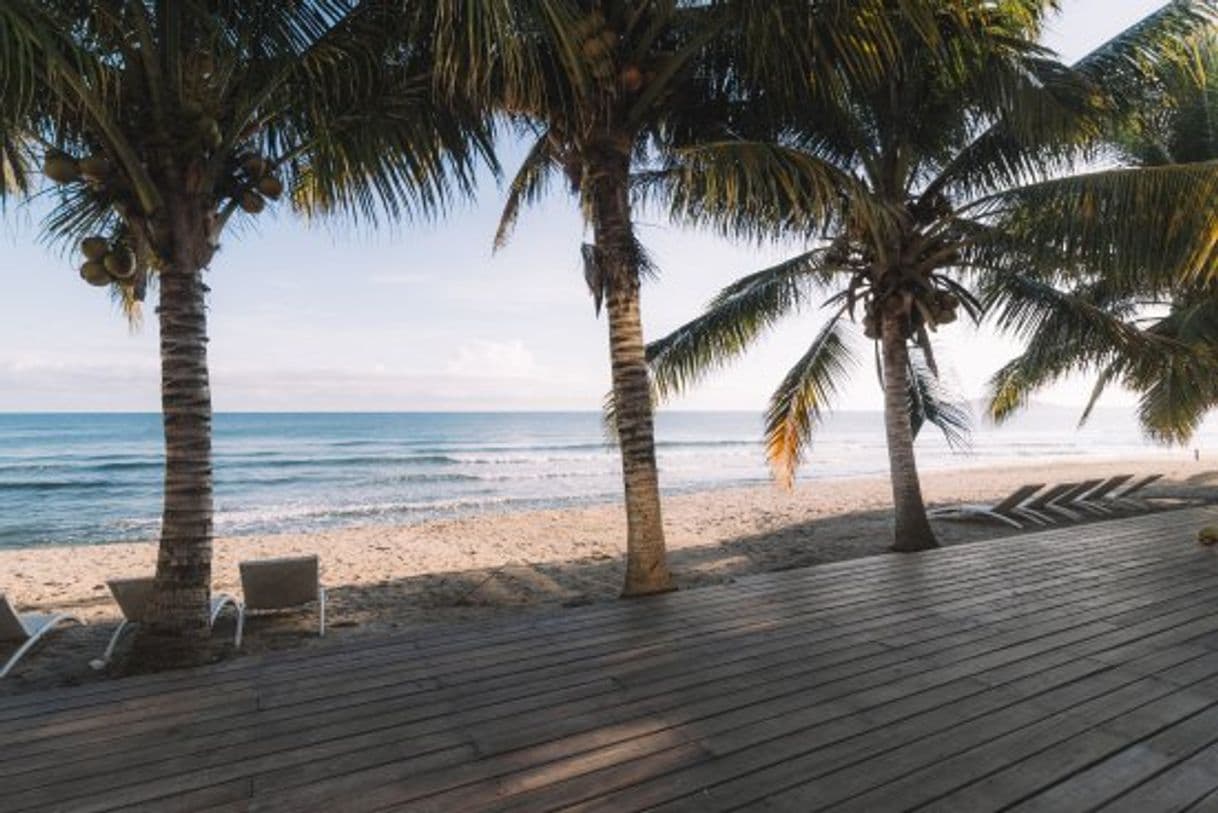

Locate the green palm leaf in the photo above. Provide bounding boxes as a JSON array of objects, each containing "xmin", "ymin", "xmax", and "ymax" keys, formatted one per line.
[
  {"xmin": 907, "ymin": 349, "xmax": 971, "ymax": 449},
  {"xmin": 969, "ymin": 162, "xmax": 1218, "ymax": 286},
  {"xmin": 647, "ymin": 250, "xmax": 846, "ymax": 400}
]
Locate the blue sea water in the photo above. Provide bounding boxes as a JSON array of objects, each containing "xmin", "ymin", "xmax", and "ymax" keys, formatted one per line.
[{"xmin": 0, "ymin": 409, "xmax": 1208, "ymax": 549}]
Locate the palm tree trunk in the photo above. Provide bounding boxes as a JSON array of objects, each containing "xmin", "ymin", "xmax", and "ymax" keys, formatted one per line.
[
  {"xmin": 880, "ymin": 310, "xmax": 938, "ymax": 552},
  {"xmin": 130, "ymin": 211, "xmax": 215, "ymax": 669},
  {"xmin": 590, "ymin": 153, "xmax": 675, "ymax": 597}
]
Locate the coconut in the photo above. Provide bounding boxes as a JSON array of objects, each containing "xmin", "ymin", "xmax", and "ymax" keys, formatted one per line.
[
  {"xmin": 240, "ymin": 190, "xmax": 265, "ymax": 214},
  {"xmin": 620, "ymin": 65, "xmax": 644, "ymax": 92},
  {"xmin": 257, "ymin": 175, "xmax": 283, "ymax": 200},
  {"xmin": 43, "ymin": 152, "xmax": 79, "ymax": 184},
  {"xmin": 939, "ymin": 292, "xmax": 960, "ymax": 309},
  {"xmin": 104, "ymin": 248, "xmax": 137, "ymax": 281},
  {"xmin": 79, "ymin": 261, "xmax": 111, "ymax": 287},
  {"xmin": 581, "ymin": 36, "xmax": 608, "ymax": 59},
  {"xmin": 242, "ymin": 155, "xmax": 267, "ymax": 175},
  {"xmin": 1199, "ymin": 526, "xmax": 1218, "ymax": 546},
  {"xmin": 80, "ymin": 236, "xmax": 110, "ymax": 261},
  {"xmin": 937, "ymin": 307, "xmax": 958, "ymax": 325},
  {"xmin": 862, "ymin": 316, "xmax": 880, "ymax": 340},
  {"xmin": 78, "ymin": 154, "xmax": 112, "ymax": 180}
]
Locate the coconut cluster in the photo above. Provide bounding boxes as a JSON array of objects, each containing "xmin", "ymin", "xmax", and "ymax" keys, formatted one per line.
[
  {"xmin": 861, "ymin": 287, "xmax": 961, "ymax": 340},
  {"xmin": 232, "ymin": 155, "xmax": 283, "ymax": 215},
  {"xmin": 77, "ymin": 236, "xmax": 137, "ymax": 289},
  {"xmin": 43, "ymin": 150, "xmax": 114, "ymax": 186}
]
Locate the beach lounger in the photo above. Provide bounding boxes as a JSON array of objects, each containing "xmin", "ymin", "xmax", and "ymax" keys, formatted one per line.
[
  {"xmin": 1072, "ymin": 474, "xmax": 1135, "ymax": 515},
  {"xmin": 1048, "ymin": 479, "xmax": 1106, "ymax": 521},
  {"xmin": 928, "ymin": 483, "xmax": 1046, "ymax": 528},
  {"xmin": 0, "ymin": 594, "xmax": 85, "ymax": 679},
  {"xmin": 237, "ymin": 555, "xmax": 326, "ymax": 648},
  {"xmin": 1011, "ymin": 482, "xmax": 1077, "ymax": 525},
  {"xmin": 1109, "ymin": 473, "xmax": 1164, "ymax": 509},
  {"xmin": 93, "ymin": 577, "xmax": 241, "ymax": 668}
]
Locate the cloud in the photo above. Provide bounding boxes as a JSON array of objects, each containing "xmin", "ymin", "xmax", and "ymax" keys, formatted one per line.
[
  {"xmin": 446, "ymin": 339, "xmax": 545, "ymax": 380},
  {"xmin": 367, "ymin": 271, "xmax": 432, "ymax": 286}
]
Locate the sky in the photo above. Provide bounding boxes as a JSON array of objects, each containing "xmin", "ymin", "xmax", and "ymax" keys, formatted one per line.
[{"xmin": 0, "ymin": 0, "xmax": 1178, "ymax": 413}]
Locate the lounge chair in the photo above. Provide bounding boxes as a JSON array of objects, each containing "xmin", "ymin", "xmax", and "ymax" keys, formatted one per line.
[
  {"xmin": 1110, "ymin": 473, "xmax": 1164, "ymax": 509},
  {"xmin": 1072, "ymin": 474, "xmax": 1135, "ymax": 515},
  {"xmin": 1048, "ymin": 479, "xmax": 1106, "ymax": 521},
  {"xmin": 928, "ymin": 483, "xmax": 1046, "ymax": 528},
  {"xmin": 1012, "ymin": 482, "xmax": 1078, "ymax": 525},
  {"xmin": 236, "ymin": 555, "xmax": 326, "ymax": 648},
  {"xmin": 93, "ymin": 577, "xmax": 241, "ymax": 669},
  {"xmin": 0, "ymin": 594, "xmax": 85, "ymax": 679}
]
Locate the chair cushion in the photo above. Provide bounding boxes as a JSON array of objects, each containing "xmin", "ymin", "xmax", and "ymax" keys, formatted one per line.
[
  {"xmin": 0, "ymin": 595, "xmax": 29, "ymax": 643},
  {"xmin": 107, "ymin": 577, "xmax": 156, "ymax": 623},
  {"xmin": 239, "ymin": 555, "xmax": 320, "ymax": 611}
]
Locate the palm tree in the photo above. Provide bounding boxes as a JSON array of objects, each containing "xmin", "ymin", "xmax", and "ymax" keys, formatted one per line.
[
  {"xmin": 464, "ymin": 0, "xmax": 738, "ymax": 597},
  {"xmin": 988, "ymin": 31, "xmax": 1218, "ymax": 442},
  {"xmin": 646, "ymin": 0, "xmax": 1218, "ymax": 552},
  {"xmin": 1, "ymin": 0, "xmax": 494, "ymax": 667},
  {"xmin": 451, "ymin": 0, "xmax": 969, "ymax": 595}
]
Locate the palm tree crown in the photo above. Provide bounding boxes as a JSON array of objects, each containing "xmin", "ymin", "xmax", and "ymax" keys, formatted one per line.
[
  {"xmin": 989, "ymin": 28, "xmax": 1218, "ymax": 443},
  {"xmin": 647, "ymin": 0, "xmax": 1218, "ymax": 551}
]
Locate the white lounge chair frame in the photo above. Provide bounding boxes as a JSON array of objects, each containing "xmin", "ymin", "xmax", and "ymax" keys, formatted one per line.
[
  {"xmin": 0, "ymin": 594, "xmax": 85, "ymax": 679},
  {"xmin": 928, "ymin": 483, "xmax": 1046, "ymax": 528},
  {"xmin": 94, "ymin": 578, "xmax": 240, "ymax": 668},
  {"xmin": 236, "ymin": 555, "xmax": 326, "ymax": 649},
  {"xmin": 1043, "ymin": 479, "xmax": 1105, "ymax": 521},
  {"xmin": 1072, "ymin": 475, "xmax": 1134, "ymax": 515},
  {"xmin": 1109, "ymin": 474, "xmax": 1164, "ymax": 509}
]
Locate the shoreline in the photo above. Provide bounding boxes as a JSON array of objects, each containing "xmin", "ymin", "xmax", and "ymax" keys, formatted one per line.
[
  {"xmin": 2, "ymin": 455, "xmax": 1215, "ymax": 692},
  {"xmin": 9, "ymin": 448, "xmax": 1200, "ymax": 552}
]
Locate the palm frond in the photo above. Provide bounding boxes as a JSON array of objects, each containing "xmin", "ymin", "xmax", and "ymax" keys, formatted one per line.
[
  {"xmin": 654, "ymin": 140, "xmax": 887, "ymax": 243},
  {"xmin": 969, "ymin": 162, "xmax": 1218, "ymax": 286},
  {"xmin": 647, "ymin": 250, "xmax": 845, "ymax": 401},
  {"xmin": 495, "ymin": 129, "xmax": 559, "ymax": 249},
  {"xmin": 1073, "ymin": 0, "xmax": 1217, "ymax": 116},
  {"xmin": 764, "ymin": 310, "xmax": 856, "ymax": 488},
  {"xmin": 907, "ymin": 349, "xmax": 971, "ymax": 449}
]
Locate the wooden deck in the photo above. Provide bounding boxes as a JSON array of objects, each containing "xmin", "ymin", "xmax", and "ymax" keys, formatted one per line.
[{"xmin": 4, "ymin": 507, "xmax": 1218, "ymax": 812}]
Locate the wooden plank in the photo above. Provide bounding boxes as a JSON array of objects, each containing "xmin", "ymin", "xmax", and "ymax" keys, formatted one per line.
[
  {"xmin": 469, "ymin": 635, "xmax": 1218, "ymax": 813},
  {"xmin": 219, "ymin": 563, "xmax": 1218, "ymax": 812},
  {"xmin": 575, "ymin": 617, "xmax": 1218, "ymax": 813},
  {"xmin": 1098, "ymin": 738, "xmax": 1218, "ymax": 812},
  {"xmin": 993, "ymin": 705, "xmax": 1218, "ymax": 811},
  {"xmin": 794, "ymin": 664, "xmax": 1218, "ymax": 811}
]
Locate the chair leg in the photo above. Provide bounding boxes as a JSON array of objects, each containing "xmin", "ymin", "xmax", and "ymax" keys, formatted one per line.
[
  {"xmin": 234, "ymin": 605, "xmax": 246, "ymax": 651},
  {"xmin": 977, "ymin": 510, "xmax": 1023, "ymax": 529},
  {"xmin": 2, "ymin": 614, "xmax": 84, "ymax": 679},
  {"xmin": 91, "ymin": 619, "xmax": 132, "ymax": 670},
  {"xmin": 209, "ymin": 595, "xmax": 235, "ymax": 627},
  {"xmin": 319, "ymin": 588, "xmax": 327, "ymax": 638}
]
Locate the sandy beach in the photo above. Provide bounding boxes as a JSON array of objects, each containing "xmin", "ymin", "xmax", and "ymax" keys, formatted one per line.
[{"xmin": 2, "ymin": 456, "xmax": 1214, "ymax": 693}]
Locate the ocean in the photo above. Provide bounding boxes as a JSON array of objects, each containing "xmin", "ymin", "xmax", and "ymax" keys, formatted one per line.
[{"xmin": 0, "ymin": 409, "xmax": 1209, "ymax": 550}]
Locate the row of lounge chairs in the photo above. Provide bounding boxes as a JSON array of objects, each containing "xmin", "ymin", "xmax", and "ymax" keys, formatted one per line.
[
  {"xmin": 928, "ymin": 473, "xmax": 1164, "ymax": 529},
  {"xmin": 1, "ymin": 554, "xmax": 325, "ymax": 680}
]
